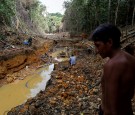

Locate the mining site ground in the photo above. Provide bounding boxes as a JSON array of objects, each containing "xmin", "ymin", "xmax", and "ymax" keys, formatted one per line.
[{"xmin": 0, "ymin": 32, "xmax": 135, "ymax": 115}]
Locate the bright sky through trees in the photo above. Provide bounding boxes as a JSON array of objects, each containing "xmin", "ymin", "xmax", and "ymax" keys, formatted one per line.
[{"xmin": 39, "ymin": 0, "xmax": 66, "ymax": 14}]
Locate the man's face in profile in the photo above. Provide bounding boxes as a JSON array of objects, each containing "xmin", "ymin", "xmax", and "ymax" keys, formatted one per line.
[{"xmin": 94, "ymin": 41, "xmax": 110, "ymax": 58}]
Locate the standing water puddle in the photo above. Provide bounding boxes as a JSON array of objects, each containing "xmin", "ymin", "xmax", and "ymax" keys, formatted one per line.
[{"xmin": 0, "ymin": 64, "xmax": 54, "ymax": 115}]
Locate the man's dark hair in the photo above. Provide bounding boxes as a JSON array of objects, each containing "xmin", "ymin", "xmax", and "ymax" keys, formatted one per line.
[{"xmin": 90, "ymin": 23, "xmax": 121, "ymax": 48}]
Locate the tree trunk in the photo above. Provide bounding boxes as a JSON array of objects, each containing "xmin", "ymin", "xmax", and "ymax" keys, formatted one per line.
[
  {"xmin": 115, "ymin": 0, "xmax": 120, "ymax": 25},
  {"xmin": 108, "ymin": 0, "xmax": 111, "ymax": 23},
  {"xmin": 125, "ymin": 0, "xmax": 130, "ymax": 36},
  {"xmin": 132, "ymin": 4, "xmax": 135, "ymax": 26}
]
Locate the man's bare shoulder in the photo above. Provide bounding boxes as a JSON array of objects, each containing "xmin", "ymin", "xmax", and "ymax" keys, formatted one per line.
[
  {"xmin": 104, "ymin": 57, "xmax": 124, "ymax": 70},
  {"xmin": 123, "ymin": 51, "xmax": 135, "ymax": 66},
  {"xmin": 105, "ymin": 51, "xmax": 134, "ymax": 73}
]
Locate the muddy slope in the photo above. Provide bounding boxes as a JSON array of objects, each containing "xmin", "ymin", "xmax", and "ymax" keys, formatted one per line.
[{"xmin": 0, "ymin": 36, "xmax": 54, "ymax": 86}]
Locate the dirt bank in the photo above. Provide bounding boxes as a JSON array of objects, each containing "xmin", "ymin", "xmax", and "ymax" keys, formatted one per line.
[{"xmin": 0, "ymin": 33, "xmax": 54, "ymax": 86}]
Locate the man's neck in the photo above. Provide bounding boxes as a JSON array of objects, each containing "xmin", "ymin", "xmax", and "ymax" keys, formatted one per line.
[{"xmin": 109, "ymin": 48, "xmax": 121, "ymax": 59}]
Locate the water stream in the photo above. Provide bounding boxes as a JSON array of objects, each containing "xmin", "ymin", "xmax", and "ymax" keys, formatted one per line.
[
  {"xmin": 0, "ymin": 64, "xmax": 54, "ymax": 115},
  {"xmin": 0, "ymin": 48, "xmax": 69, "ymax": 115}
]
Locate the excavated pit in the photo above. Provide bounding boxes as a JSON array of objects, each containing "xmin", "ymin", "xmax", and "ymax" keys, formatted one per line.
[{"xmin": 0, "ymin": 39, "xmax": 54, "ymax": 86}]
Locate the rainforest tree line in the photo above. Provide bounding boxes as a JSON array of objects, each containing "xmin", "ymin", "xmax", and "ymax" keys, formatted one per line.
[
  {"xmin": 63, "ymin": 0, "xmax": 135, "ymax": 34},
  {"xmin": 0, "ymin": 0, "xmax": 135, "ymax": 34},
  {"xmin": 0, "ymin": 0, "xmax": 63, "ymax": 33}
]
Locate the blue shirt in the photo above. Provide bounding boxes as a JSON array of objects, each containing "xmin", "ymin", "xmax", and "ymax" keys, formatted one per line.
[{"xmin": 70, "ymin": 56, "xmax": 76, "ymax": 65}]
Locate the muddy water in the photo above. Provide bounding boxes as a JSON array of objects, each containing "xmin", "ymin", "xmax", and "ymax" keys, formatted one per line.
[
  {"xmin": 0, "ymin": 64, "xmax": 54, "ymax": 115},
  {"xmin": 0, "ymin": 49, "xmax": 68, "ymax": 115},
  {"xmin": 50, "ymin": 48, "xmax": 70, "ymax": 62}
]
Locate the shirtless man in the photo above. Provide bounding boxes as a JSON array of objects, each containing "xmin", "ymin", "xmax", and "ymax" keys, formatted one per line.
[{"xmin": 90, "ymin": 23, "xmax": 135, "ymax": 115}]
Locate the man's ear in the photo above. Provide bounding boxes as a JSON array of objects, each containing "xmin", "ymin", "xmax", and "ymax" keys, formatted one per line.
[{"xmin": 107, "ymin": 38, "xmax": 113, "ymax": 46}]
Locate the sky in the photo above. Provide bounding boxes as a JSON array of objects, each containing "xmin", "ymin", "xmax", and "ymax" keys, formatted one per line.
[{"xmin": 39, "ymin": 0, "xmax": 66, "ymax": 14}]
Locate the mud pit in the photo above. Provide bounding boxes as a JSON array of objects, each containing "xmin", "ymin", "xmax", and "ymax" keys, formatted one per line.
[{"xmin": 0, "ymin": 64, "xmax": 55, "ymax": 115}]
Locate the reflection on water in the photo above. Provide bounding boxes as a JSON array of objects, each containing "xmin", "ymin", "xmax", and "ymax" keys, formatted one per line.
[
  {"xmin": 30, "ymin": 64, "xmax": 54, "ymax": 97},
  {"xmin": 51, "ymin": 49, "xmax": 69, "ymax": 62},
  {"xmin": 0, "ymin": 64, "xmax": 54, "ymax": 115},
  {"xmin": 54, "ymin": 57, "xmax": 69, "ymax": 62}
]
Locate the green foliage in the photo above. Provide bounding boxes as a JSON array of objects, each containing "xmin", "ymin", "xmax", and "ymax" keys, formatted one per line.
[
  {"xmin": 63, "ymin": 0, "xmax": 72, "ymax": 9},
  {"xmin": 0, "ymin": 0, "xmax": 16, "ymax": 25},
  {"xmin": 63, "ymin": 0, "xmax": 135, "ymax": 34},
  {"xmin": 46, "ymin": 13, "xmax": 63, "ymax": 33},
  {"xmin": 0, "ymin": 34, "xmax": 6, "ymax": 40},
  {"xmin": 50, "ymin": 13, "xmax": 63, "ymax": 17},
  {"xmin": 29, "ymin": 1, "xmax": 63, "ymax": 33},
  {"xmin": 49, "ymin": 13, "xmax": 63, "ymax": 26},
  {"xmin": 29, "ymin": 0, "xmax": 48, "ymax": 31},
  {"xmin": 0, "ymin": 0, "xmax": 64, "ymax": 33}
]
